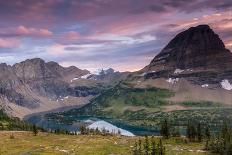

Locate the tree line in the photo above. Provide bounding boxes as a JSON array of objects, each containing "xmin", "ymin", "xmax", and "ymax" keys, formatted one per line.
[
  {"xmin": 133, "ymin": 118, "xmax": 232, "ymax": 155},
  {"xmin": 133, "ymin": 136, "xmax": 165, "ymax": 155}
]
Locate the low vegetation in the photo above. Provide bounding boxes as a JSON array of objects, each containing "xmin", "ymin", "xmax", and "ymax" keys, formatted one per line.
[
  {"xmin": 46, "ymin": 82, "xmax": 231, "ymax": 134},
  {"xmin": 0, "ymin": 131, "xmax": 209, "ymax": 155},
  {"xmin": 0, "ymin": 110, "xmax": 37, "ymax": 131}
]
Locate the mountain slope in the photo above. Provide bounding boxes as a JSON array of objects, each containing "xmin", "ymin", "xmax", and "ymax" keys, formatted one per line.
[
  {"xmin": 0, "ymin": 58, "xmax": 93, "ymax": 118},
  {"xmin": 131, "ymin": 24, "xmax": 232, "ymax": 104}
]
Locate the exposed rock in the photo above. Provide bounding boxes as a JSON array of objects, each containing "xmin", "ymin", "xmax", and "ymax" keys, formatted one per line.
[
  {"xmin": 0, "ymin": 58, "xmax": 93, "ymax": 112},
  {"xmin": 143, "ymin": 25, "xmax": 232, "ymax": 85}
]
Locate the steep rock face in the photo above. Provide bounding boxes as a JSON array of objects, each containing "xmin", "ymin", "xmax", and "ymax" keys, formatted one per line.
[
  {"xmin": 0, "ymin": 63, "xmax": 21, "ymax": 89},
  {"xmin": 144, "ymin": 25, "xmax": 232, "ymax": 84},
  {"xmin": 11, "ymin": 58, "xmax": 91, "ymax": 98},
  {"xmin": 13, "ymin": 58, "xmax": 56, "ymax": 82},
  {"xmin": 0, "ymin": 58, "xmax": 93, "ymax": 110}
]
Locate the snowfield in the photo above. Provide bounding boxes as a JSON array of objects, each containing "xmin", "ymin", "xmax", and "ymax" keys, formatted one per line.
[
  {"xmin": 201, "ymin": 84, "xmax": 209, "ymax": 88},
  {"xmin": 166, "ymin": 78, "xmax": 179, "ymax": 84},
  {"xmin": 221, "ymin": 79, "xmax": 232, "ymax": 90},
  {"xmin": 87, "ymin": 120, "xmax": 134, "ymax": 136}
]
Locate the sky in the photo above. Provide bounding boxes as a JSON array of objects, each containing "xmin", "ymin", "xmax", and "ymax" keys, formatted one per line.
[{"xmin": 0, "ymin": 0, "xmax": 232, "ymax": 72}]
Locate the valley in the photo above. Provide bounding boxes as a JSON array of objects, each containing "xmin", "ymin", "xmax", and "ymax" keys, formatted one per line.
[{"xmin": 1, "ymin": 24, "xmax": 232, "ymax": 154}]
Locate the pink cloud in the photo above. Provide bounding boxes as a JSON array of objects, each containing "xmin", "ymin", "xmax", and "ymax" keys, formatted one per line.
[
  {"xmin": 16, "ymin": 25, "xmax": 53, "ymax": 37},
  {"xmin": 0, "ymin": 38, "xmax": 20, "ymax": 48},
  {"xmin": 225, "ymin": 40, "xmax": 232, "ymax": 48},
  {"xmin": 0, "ymin": 25, "xmax": 53, "ymax": 38},
  {"xmin": 63, "ymin": 31, "xmax": 80, "ymax": 40}
]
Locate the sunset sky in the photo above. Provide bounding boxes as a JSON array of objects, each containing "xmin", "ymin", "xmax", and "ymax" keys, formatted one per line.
[{"xmin": 0, "ymin": 0, "xmax": 232, "ymax": 72}]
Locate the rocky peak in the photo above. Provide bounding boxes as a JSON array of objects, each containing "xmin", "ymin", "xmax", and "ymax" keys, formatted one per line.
[
  {"xmin": 13, "ymin": 58, "xmax": 54, "ymax": 81},
  {"xmin": 99, "ymin": 68, "xmax": 115, "ymax": 75},
  {"xmin": 164, "ymin": 25, "xmax": 225, "ymax": 53},
  {"xmin": 148, "ymin": 25, "xmax": 232, "ymax": 71}
]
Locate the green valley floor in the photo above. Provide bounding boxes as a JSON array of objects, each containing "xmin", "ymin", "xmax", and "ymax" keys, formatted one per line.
[{"xmin": 0, "ymin": 131, "xmax": 213, "ymax": 155}]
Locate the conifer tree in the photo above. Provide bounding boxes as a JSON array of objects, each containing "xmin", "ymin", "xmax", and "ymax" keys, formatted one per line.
[
  {"xmin": 160, "ymin": 119, "xmax": 170, "ymax": 139},
  {"xmin": 197, "ymin": 123, "xmax": 202, "ymax": 142},
  {"xmin": 151, "ymin": 136, "xmax": 156, "ymax": 155},
  {"xmin": 144, "ymin": 135, "xmax": 150, "ymax": 155},
  {"xmin": 157, "ymin": 139, "xmax": 165, "ymax": 155},
  {"xmin": 186, "ymin": 121, "xmax": 191, "ymax": 139},
  {"xmin": 138, "ymin": 139, "xmax": 142, "ymax": 155},
  {"xmin": 33, "ymin": 124, "xmax": 38, "ymax": 136},
  {"xmin": 205, "ymin": 125, "xmax": 211, "ymax": 140},
  {"xmin": 221, "ymin": 121, "xmax": 228, "ymax": 139},
  {"xmin": 133, "ymin": 142, "xmax": 138, "ymax": 155}
]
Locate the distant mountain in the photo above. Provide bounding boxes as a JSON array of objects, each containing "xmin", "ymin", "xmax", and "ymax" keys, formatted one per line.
[
  {"xmin": 0, "ymin": 58, "xmax": 130, "ymax": 118},
  {"xmin": 86, "ymin": 68, "xmax": 130, "ymax": 83},
  {"xmin": 0, "ymin": 58, "xmax": 94, "ymax": 118}
]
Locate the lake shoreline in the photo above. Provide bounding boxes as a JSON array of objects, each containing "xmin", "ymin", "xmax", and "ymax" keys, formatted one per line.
[{"xmin": 23, "ymin": 104, "xmax": 84, "ymax": 121}]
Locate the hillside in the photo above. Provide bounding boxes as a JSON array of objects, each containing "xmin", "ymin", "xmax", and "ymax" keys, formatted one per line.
[
  {"xmin": 0, "ymin": 58, "xmax": 129, "ymax": 119},
  {"xmin": 0, "ymin": 110, "xmax": 34, "ymax": 130}
]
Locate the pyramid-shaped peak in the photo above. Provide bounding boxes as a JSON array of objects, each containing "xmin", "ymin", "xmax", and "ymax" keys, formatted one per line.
[
  {"xmin": 164, "ymin": 24, "xmax": 225, "ymax": 52},
  {"xmin": 148, "ymin": 25, "xmax": 231, "ymax": 71}
]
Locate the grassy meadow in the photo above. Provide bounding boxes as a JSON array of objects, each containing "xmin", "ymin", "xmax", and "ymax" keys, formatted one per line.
[{"xmin": 0, "ymin": 131, "xmax": 211, "ymax": 155}]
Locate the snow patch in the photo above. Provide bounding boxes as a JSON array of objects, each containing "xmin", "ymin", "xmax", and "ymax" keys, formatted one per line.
[
  {"xmin": 88, "ymin": 120, "xmax": 134, "ymax": 136},
  {"xmin": 138, "ymin": 71, "xmax": 155, "ymax": 77},
  {"xmin": 166, "ymin": 78, "xmax": 179, "ymax": 84},
  {"xmin": 174, "ymin": 69, "xmax": 184, "ymax": 74},
  {"xmin": 71, "ymin": 77, "xmax": 79, "ymax": 82},
  {"xmin": 201, "ymin": 84, "xmax": 209, "ymax": 88},
  {"xmin": 138, "ymin": 72, "xmax": 147, "ymax": 77},
  {"xmin": 221, "ymin": 79, "xmax": 232, "ymax": 90},
  {"xmin": 186, "ymin": 69, "xmax": 193, "ymax": 72},
  {"xmin": 84, "ymin": 119, "xmax": 94, "ymax": 123},
  {"xmin": 80, "ymin": 73, "xmax": 92, "ymax": 79}
]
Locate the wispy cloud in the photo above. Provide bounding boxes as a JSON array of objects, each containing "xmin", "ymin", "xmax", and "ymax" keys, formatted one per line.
[{"xmin": 0, "ymin": 0, "xmax": 232, "ymax": 71}]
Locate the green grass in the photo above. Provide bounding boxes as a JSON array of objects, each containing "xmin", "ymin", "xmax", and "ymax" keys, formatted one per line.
[
  {"xmin": 178, "ymin": 101, "xmax": 222, "ymax": 107},
  {"xmin": 0, "ymin": 131, "xmax": 212, "ymax": 155}
]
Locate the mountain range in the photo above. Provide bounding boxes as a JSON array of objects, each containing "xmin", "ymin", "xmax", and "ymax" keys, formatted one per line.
[{"xmin": 1, "ymin": 24, "xmax": 232, "ymax": 119}]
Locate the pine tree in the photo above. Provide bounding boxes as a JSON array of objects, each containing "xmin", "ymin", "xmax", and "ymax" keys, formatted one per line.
[
  {"xmin": 33, "ymin": 124, "xmax": 38, "ymax": 136},
  {"xmin": 133, "ymin": 142, "xmax": 138, "ymax": 155},
  {"xmin": 221, "ymin": 121, "xmax": 228, "ymax": 139},
  {"xmin": 205, "ymin": 125, "xmax": 211, "ymax": 140},
  {"xmin": 160, "ymin": 119, "xmax": 170, "ymax": 139},
  {"xmin": 157, "ymin": 139, "xmax": 165, "ymax": 155},
  {"xmin": 80, "ymin": 126, "xmax": 86, "ymax": 135},
  {"xmin": 151, "ymin": 136, "xmax": 156, "ymax": 155},
  {"xmin": 186, "ymin": 121, "xmax": 191, "ymax": 139},
  {"xmin": 197, "ymin": 123, "xmax": 202, "ymax": 142},
  {"xmin": 138, "ymin": 139, "xmax": 142, "ymax": 155},
  {"xmin": 144, "ymin": 135, "xmax": 150, "ymax": 155}
]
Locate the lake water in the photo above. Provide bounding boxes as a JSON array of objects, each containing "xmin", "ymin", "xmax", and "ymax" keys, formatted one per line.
[{"xmin": 25, "ymin": 114, "xmax": 159, "ymax": 136}]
